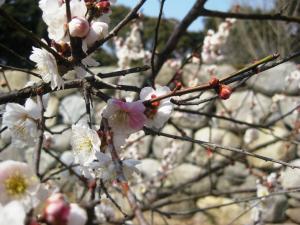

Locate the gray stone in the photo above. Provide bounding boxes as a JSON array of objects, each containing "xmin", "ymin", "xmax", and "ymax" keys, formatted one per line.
[
  {"xmin": 122, "ymin": 131, "xmax": 152, "ymax": 158},
  {"xmin": 172, "ymin": 92, "xmax": 213, "ymax": 129},
  {"xmin": 267, "ymin": 96, "xmax": 300, "ymax": 128},
  {"xmin": 181, "ymin": 63, "xmax": 236, "ymax": 86},
  {"xmin": 215, "ymin": 90, "xmax": 272, "ymax": 131},
  {"xmin": 25, "ymin": 147, "xmax": 55, "ymax": 174},
  {"xmin": 286, "ymin": 208, "xmax": 300, "ymax": 224},
  {"xmin": 59, "ymin": 94, "xmax": 87, "ymax": 124},
  {"xmin": 224, "ymin": 162, "xmax": 249, "ymax": 185},
  {"xmin": 166, "ymin": 163, "xmax": 202, "ymax": 187},
  {"xmin": 281, "ymin": 159, "xmax": 300, "ymax": 199},
  {"xmin": 186, "ymin": 127, "xmax": 241, "ymax": 167},
  {"xmin": 247, "ymin": 127, "xmax": 296, "ymax": 169},
  {"xmin": 48, "ymin": 125, "xmax": 72, "ymax": 151},
  {"xmin": 288, "ymin": 198, "xmax": 300, "ymax": 208},
  {"xmin": 153, "ymin": 125, "xmax": 192, "ymax": 163},
  {"xmin": 186, "ymin": 174, "xmax": 217, "ymax": 194},
  {"xmin": 136, "ymin": 159, "xmax": 161, "ymax": 178},
  {"xmin": 45, "ymin": 96, "xmax": 59, "ymax": 127},
  {"xmin": 155, "ymin": 64, "xmax": 177, "ymax": 86},
  {"xmin": 248, "ymin": 62, "xmax": 299, "ymax": 96},
  {"xmin": 195, "ymin": 196, "xmax": 251, "ymax": 224},
  {"xmin": 263, "ymin": 195, "xmax": 288, "ymax": 223},
  {"xmin": 0, "ymin": 70, "xmax": 29, "ymax": 92}
]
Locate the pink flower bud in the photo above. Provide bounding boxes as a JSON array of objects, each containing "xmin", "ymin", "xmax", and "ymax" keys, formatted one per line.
[
  {"xmin": 43, "ymin": 193, "xmax": 70, "ymax": 225},
  {"xmin": 68, "ymin": 17, "xmax": 90, "ymax": 38}
]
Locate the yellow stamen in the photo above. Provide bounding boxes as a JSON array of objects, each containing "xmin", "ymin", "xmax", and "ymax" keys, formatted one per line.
[{"xmin": 5, "ymin": 172, "xmax": 28, "ymax": 197}]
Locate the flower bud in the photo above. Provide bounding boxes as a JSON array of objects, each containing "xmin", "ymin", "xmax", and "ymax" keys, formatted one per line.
[
  {"xmin": 43, "ymin": 193, "xmax": 70, "ymax": 225},
  {"xmin": 218, "ymin": 84, "xmax": 232, "ymax": 100},
  {"xmin": 209, "ymin": 77, "xmax": 220, "ymax": 88},
  {"xmin": 84, "ymin": 22, "xmax": 108, "ymax": 47},
  {"xmin": 69, "ymin": 17, "xmax": 90, "ymax": 38},
  {"xmin": 96, "ymin": 0, "xmax": 110, "ymax": 13}
]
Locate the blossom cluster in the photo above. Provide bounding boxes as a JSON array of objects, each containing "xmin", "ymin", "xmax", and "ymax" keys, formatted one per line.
[
  {"xmin": 70, "ymin": 85, "xmax": 173, "ymax": 181},
  {"xmin": 114, "ymin": 20, "xmax": 151, "ymax": 69},
  {"xmin": 29, "ymin": 0, "xmax": 115, "ymax": 90},
  {"xmin": 201, "ymin": 18, "xmax": 236, "ymax": 64}
]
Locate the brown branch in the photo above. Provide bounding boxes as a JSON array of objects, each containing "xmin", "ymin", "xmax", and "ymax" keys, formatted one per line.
[
  {"xmin": 153, "ymin": 0, "xmax": 207, "ymax": 78},
  {"xmin": 0, "ymin": 73, "xmax": 140, "ymax": 105},
  {"xmin": 34, "ymin": 95, "xmax": 45, "ymax": 179},
  {"xmin": 102, "ymin": 118, "xmax": 149, "ymax": 225},
  {"xmin": 151, "ymin": 0, "xmax": 166, "ymax": 87},
  {"xmin": 97, "ymin": 65, "xmax": 150, "ymax": 78},
  {"xmin": 202, "ymin": 9, "xmax": 300, "ymax": 24},
  {"xmin": 174, "ymin": 108, "xmax": 270, "ymax": 129},
  {"xmin": 0, "ymin": 64, "xmax": 41, "ymax": 78},
  {"xmin": 144, "ymin": 127, "xmax": 300, "ymax": 169}
]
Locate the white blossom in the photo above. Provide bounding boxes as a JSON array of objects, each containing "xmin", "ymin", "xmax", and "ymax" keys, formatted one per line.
[
  {"xmin": 40, "ymin": 0, "xmax": 87, "ymax": 42},
  {"xmin": 0, "ymin": 160, "xmax": 41, "ymax": 211},
  {"xmin": 30, "ymin": 46, "xmax": 63, "ymax": 90},
  {"xmin": 71, "ymin": 124, "xmax": 101, "ymax": 166},
  {"xmin": 0, "ymin": 201, "xmax": 26, "ymax": 225},
  {"xmin": 2, "ymin": 98, "xmax": 42, "ymax": 145},
  {"xmin": 94, "ymin": 152, "xmax": 140, "ymax": 181},
  {"xmin": 140, "ymin": 86, "xmax": 174, "ymax": 129}
]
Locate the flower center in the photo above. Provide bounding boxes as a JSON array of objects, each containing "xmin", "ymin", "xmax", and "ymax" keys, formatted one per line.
[
  {"xmin": 113, "ymin": 109, "xmax": 129, "ymax": 124},
  {"xmin": 5, "ymin": 172, "xmax": 28, "ymax": 197},
  {"xmin": 78, "ymin": 137, "xmax": 93, "ymax": 152},
  {"xmin": 12, "ymin": 124, "xmax": 28, "ymax": 140}
]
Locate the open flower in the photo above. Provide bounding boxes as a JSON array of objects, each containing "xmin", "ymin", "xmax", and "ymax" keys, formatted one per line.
[
  {"xmin": 0, "ymin": 160, "xmax": 41, "ymax": 211},
  {"xmin": 0, "ymin": 201, "xmax": 26, "ymax": 225},
  {"xmin": 71, "ymin": 124, "xmax": 101, "ymax": 166},
  {"xmin": 102, "ymin": 99, "xmax": 146, "ymax": 135},
  {"xmin": 94, "ymin": 152, "xmax": 140, "ymax": 181},
  {"xmin": 30, "ymin": 46, "xmax": 63, "ymax": 90},
  {"xmin": 140, "ymin": 86, "xmax": 173, "ymax": 129},
  {"xmin": 2, "ymin": 98, "xmax": 42, "ymax": 146}
]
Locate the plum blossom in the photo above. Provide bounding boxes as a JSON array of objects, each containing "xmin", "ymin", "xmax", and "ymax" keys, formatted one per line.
[
  {"xmin": 93, "ymin": 152, "xmax": 140, "ymax": 181},
  {"xmin": 2, "ymin": 98, "xmax": 43, "ymax": 146},
  {"xmin": 140, "ymin": 86, "xmax": 174, "ymax": 129},
  {"xmin": 201, "ymin": 18, "xmax": 236, "ymax": 64},
  {"xmin": 0, "ymin": 201, "xmax": 26, "ymax": 225},
  {"xmin": 0, "ymin": 160, "xmax": 41, "ymax": 211},
  {"xmin": 71, "ymin": 124, "xmax": 101, "ymax": 166},
  {"xmin": 30, "ymin": 46, "xmax": 63, "ymax": 90},
  {"xmin": 115, "ymin": 21, "xmax": 151, "ymax": 69},
  {"xmin": 102, "ymin": 98, "xmax": 146, "ymax": 137},
  {"xmin": 39, "ymin": 0, "xmax": 87, "ymax": 42}
]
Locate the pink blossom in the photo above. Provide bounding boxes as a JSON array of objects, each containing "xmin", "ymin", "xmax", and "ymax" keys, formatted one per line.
[{"xmin": 102, "ymin": 99, "xmax": 146, "ymax": 134}]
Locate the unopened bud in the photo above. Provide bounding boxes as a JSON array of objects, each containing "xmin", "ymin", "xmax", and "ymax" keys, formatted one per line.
[{"xmin": 69, "ymin": 17, "xmax": 90, "ymax": 38}]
